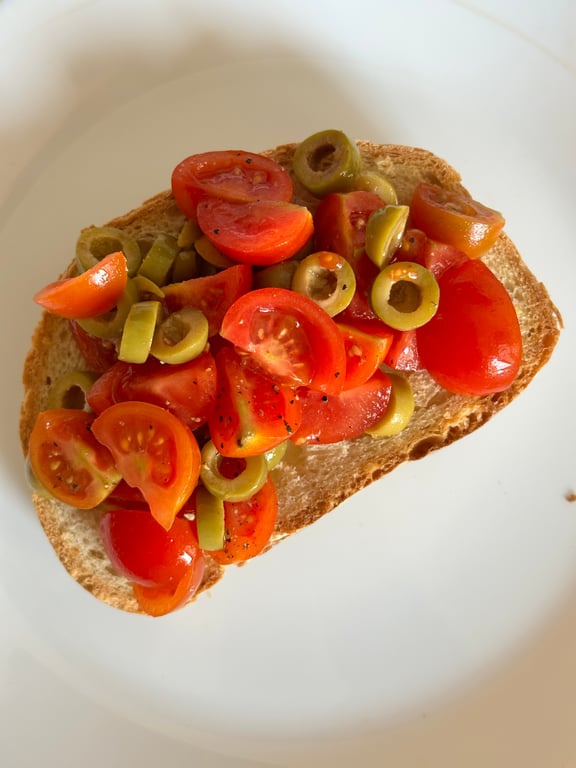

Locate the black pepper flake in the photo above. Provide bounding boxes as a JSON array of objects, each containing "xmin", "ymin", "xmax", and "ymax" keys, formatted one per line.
[
  {"xmin": 321, "ymin": 395, "xmax": 329, "ymax": 403},
  {"xmin": 213, "ymin": 228, "xmax": 220, "ymax": 235},
  {"xmin": 245, "ymin": 157, "xmax": 253, "ymax": 164}
]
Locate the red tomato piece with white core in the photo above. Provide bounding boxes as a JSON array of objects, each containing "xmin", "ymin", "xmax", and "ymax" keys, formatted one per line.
[{"xmin": 313, "ymin": 190, "xmax": 384, "ymax": 260}]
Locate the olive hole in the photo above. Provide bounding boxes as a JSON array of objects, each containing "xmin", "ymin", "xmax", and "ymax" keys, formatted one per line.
[
  {"xmin": 308, "ymin": 267, "xmax": 338, "ymax": 301},
  {"xmin": 389, "ymin": 280, "xmax": 422, "ymax": 314},
  {"xmin": 309, "ymin": 144, "xmax": 337, "ymax": 172},
  {"xmin": 62, "ymin": 385, "xmax": 88, "ymax": 410}
]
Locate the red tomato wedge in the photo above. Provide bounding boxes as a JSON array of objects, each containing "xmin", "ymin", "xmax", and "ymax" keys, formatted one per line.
[
  {"xmin": 196, "ymin": 198, "xmax": 314, "ymax": 266},
  {"xmin": 34, "ymin": 251, "xmax": 127, "ymax": 319},
  {"xmin": 384, "ymin": 328, "xmax": 422, "ymax": 371},
  {"xmin": 28, "ymin": 409, "xmax": 121, "ymax": 509},
  {"xmin": 220, "ymin": 287, "xmax": 347, "ymax": 394},
  {"xmin": 209, "ymin": 345, "xmax": 302, "ymax": 457},
  {"xmin": 292, "ymin": 370, "xmax": 392, "ymax": 445},
  {"xmin": 132, "ymin": 558, "xmax": 206, "ymax": 617},
  {"xmin": 396, "ymin": 228, "xmax": 469, "ymax": 278},
  {"xmin": 202, "ymin": 477, "xmax": 278, "ymax": 565},
  {"xmin": 162, "ymin": 264, "xmax": 252, "ymax": 336},
  {"xmin": 416, "ymin": 259, "xmax": 522, "ymax": 395},
  {"xmin": 91, "ymin": 401, "xmax": 201, "ymax": 531},
  {"xmin": 171, "ymin": 150, "xmax": 293, "ymax": 218},
  {"xmin": 410, "ymin": 183, "xmax": 505, "ymax": 259},
  {"xmin": 70, "ymin": 321, "xmax": 119, "ymax": 372},
  {"xmin": 337, "ymin": 322, "xmax": 393, "ymax": 389},
  {"xmin": 313, "ymin": 190, "xmax": 384, "ymax": 260}
]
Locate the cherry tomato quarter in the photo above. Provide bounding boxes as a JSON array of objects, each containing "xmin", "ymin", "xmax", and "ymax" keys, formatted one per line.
[
  {"xmin": 396, "ymin": 229, "xmax": 469, "ymax": 278},
  {"xmin": 220, "ymin": 287, "xmax": 347, "ymax": 394},
  {"xmin": 313, "ymin": 190, "xmax": 384, "ymax": 260},
  {"xmin": 337, "ymin": 322, "xmax": 393, "ymax": 389},
  {"xmin": 28, "ymin": 409, "xmax": 121, "ymax": 508},
  {"xmin": 410, "ymin": 183, "xmax": 505, "ymax": 259},
  {"xmin": 91, "ymin": 401, "xmax": 201, "ymax": 531},
  {"xmin": 171, "ymin": 150, "xmax": 294, "ymax": 218},
  {"xmin": 416, "ymin": 259, "xmax": 522, "ymax": 395}
]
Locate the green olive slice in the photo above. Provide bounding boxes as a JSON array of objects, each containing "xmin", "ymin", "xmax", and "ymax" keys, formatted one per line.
[
  {"xmin": 171, "ymin": 249, "xmax": 198, "ymax": 283},
  {"xmin": 177, "ymin": 219, "xmax": 202, "ymax": 249},
  {"xmin": 150, "ymin": 307, "xmax": 209, "ymax": 364},
  {"xmin": 76, "ymin": 226, "xmax": 142, "ymax": 276},
  {"xmin": 195, "ymin": 485, "xmax": 225, "ymax": 551},
  {"xmin": 132, "ymin": 274, "xmax": 165, "ymax": 300},
  {"xmin": 365, "ymin": 372, "xmax": 414, "ymax": 437},
  {"xmin": 353, "ymin": 170, "xmax": 399, "ymax": 205},
  {"xmin": 118, "ymin": 300, "xmax": 161, "ymax": 363},
  {"xmin": 263, "ymin": 440, "xmax": 288, "ymax": 470},
  {"xmin": 194, "ymin": 234, "xmax": 235, "ymax": 269},
  {"xmin": 137, "ymin": 234, "xmax": 179, "ymax": 286},
  {"xmin": 254, "ymin": 260, "xmax": 299, "ymax": 290},
  {"xmin": 365, "ymin": 205, "xmax": 410, "ymax": 269},
  {"xmin": 77, "ymin": 278, "xmax": 139, "ymax": 339},
  {"xmin": 371, "ymin": 261, "xmax": 439, "ymax": 331},
  {"xmin": 200, "ymin": 440, "xmax": 268, "ymax": 502},
  {"xmin": 291, "ymin": 251, "xmax": 356, "ymax": 316},
  {"xmin": 46, "ymin": 370, "xmax": 99, "ymax": 410},
  {"xmin": 294, "ymin": 129, "xmax": 361, "ymax": 196}
]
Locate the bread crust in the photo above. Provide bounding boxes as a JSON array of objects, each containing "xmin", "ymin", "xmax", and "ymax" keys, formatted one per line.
[{"xmin": 19, "ymin": 141, "xmax": 562, "ymax": 613}]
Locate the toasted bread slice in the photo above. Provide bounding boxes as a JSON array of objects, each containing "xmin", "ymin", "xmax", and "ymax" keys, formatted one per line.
[{"xmin": 19, "ymin": 141, "xmax": 562, "ymax": 613}]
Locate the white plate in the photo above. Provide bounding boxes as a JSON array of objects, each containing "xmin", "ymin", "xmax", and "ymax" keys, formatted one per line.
[{"xmin": 1, "ymin": 1, "xmax": 575, "ymax": 766}]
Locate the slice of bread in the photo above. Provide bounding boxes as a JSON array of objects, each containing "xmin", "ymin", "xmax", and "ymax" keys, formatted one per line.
[{"xmin": 19, "ymin": 141, "xmax": 562, "ymax": 613}]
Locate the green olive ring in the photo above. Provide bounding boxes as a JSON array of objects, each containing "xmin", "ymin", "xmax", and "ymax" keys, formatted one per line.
[
  {"xmin": 365, "ymin": 372, "xmax": 415, "ymax": 438},
  {"xmin": 46, "ymin": 370, "xmax": 99, "ymax": 411},
  {"xmin": 371, "ymin": 261, "xmax": 439, "ymax": 331},
  {"xmin": 137, "ymin": 234, "xmax": 179, "ymax": 286},
  {"xmin": 76, "ymin": 226, "xmax": 142, "ymax": 276},
  {"xmin": 263, "ymin": 440, "xmax": 288, "ymax": 470},
  {"xmin": 352, "ymin": 170, "xmax": 399, "ymax": 205},
  {"xmin": 365, "ymin": 205, "xmax": 410, "ymax": 269},
  {"xmin": 291, "ymin": 251, "xmax": 356, "ymax": 317},
  {"xmin": 150, "ymin": 307, "xmax": 209, "ymax": 365},
  {"xmin": 118, "ymin": 300, "xmax": 161, "ymax": 364},
  {"xmin": 293, "ymin": 129, "xmax": 361, "ymax": 196},
  {"xmin": 200, "ymin": 440, "xmax": 268, "ymax": 502},
  {"xmin": 195, "ymin": 485, "xmax": 226, "ymax": 551}
]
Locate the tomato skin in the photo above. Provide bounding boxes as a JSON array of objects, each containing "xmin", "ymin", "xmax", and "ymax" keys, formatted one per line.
[
  {"xmin": 220, "ymin": 287, "xmax": 347, "ymax": 395},
  {"xmin": 337, "ymin": 322, "xmax": 393, "ymax": 389},
  {"xmin": 87, "ymin": 351, "xmax": 217, "ymax": 431},
  {"xmin": 171, "ymin": 150, "xmax": 293, "ymax": 218},
  {"xmin": 202, "ymin": 477, "xmax": 278, "ymax": 565},
  {"xmin": 196, "ymin": 198, "xmax": 314, "ymax": 266},
  {"xmin": 416, "ymin": 259, "xmax": 522, "ymax": 395},
  {"xmin": 209, "ymin": 346, "xmax": 302, "ymax": 457},
  {"xmin": 34, "ymin": 251, "xmax": 128, "ymax": 319},
  {"xmin": 313, "ymin": 191, "xmax": 384, "ymax": 260},
  {"xmin": 396, "ymin": 228, "xmax": 469, "ymax": 278},
  {"xmin": 410, "ymin": 183, "xmax": 505, "ymax": 259},
  {"xmin": 162, "ymin": 264, "xmax": 252, "ymax": 336},
  {"xmin": 70, "ymin": 321, "xmax": 118, "ymax": 373},
  {"xmin": 292, "ymin": 370, "xmax": 392, "ymax": 445},
  {"xmin": 384, "ymin": 329, "xmax": 422, "ymax": 371},
  {"xmin": 91, "ymin": 401, "xmax": 201, "ymax": 531},
  {"xmin": 28, "ymin": 409, "xmax": 121, "ymax": 508}
]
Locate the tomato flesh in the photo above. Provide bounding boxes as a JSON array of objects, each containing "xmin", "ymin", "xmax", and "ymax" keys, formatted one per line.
[
  {"xmin": 91, "ymin": 401, "xmax": 201, "ymax": 530},
  {"xmin": 34, "ymin": 251, "xmax": 127, "ymax": 319},
  {"xmin": 417, "ymin": 259, "xmax": 522, "ymax": 395},
  {"xmin": 221, "ymin": 287, "xmax": 347, "ymax": 394},
  {"xmin": 28, "ymin": 409, "xmax": 121, "ymax": 508},
  {"xmin": 314, "ymin": 190, "xmax": 384, "ymax": 260},
  {"xmin": 337, "ymin": 322, "xmax": 393, "ymax": 390},
  {"xmin": 396, "ymin": 228, "xmax": 469, "ymax": 278}
]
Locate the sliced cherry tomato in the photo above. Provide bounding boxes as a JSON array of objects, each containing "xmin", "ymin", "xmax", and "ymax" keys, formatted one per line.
[
  {"xmin": 410, "ymin": 183, "xmax": 505, "ymax": 259},
  {"xmin": 384, "ymin": 329, "xmax": 422, "ymax": 371},
  {"xmin": 196, "ymin": 198, "xmax": 314, "ymax": 266},
  {"xmin": 28, "ymin": 409, "xmax": 121, "ymax": 508},
  {"xmin": 132, "ymin": 559, "xmax": 206, "ymax": 617},
  {"xmin": 171, "ymin": 150, "xmax": 293, "ymax": 218},
  {"xmin": 396, "ymin": 228, "xmax": 469, "ymax": 277},
  {"xmin": 91, "ymin": 401, "xmax": 201, "ymax": 530},
  {"xmin": 70, "ymin": 321, "xmax": 118, "ymax": 373},
  {"xmin": 209, "ymin": 345, "xmax": 302, "ymax": 457},
  {"xmin": 292, "ymin": 370, "xmax": 392, "ymax": 445},
  {"xmin": 202, "ymin": 477, "xmax": 278, "ymax": 565},
  {"xmin": 162, "ymin": 264, "xmax": 252, "ymax": 336},
  {"xmin": 336, "ymin": 252, "xmax": 386, "ymax": 328},
  {"xmin": 87, "ymin": 351, "xmax": 217, "ymax": 431},
  {"xmin": 337, "ymin": 322, "xmax": 393, "ymax": 389},
  {"xmin": 416, "ymin": 259, "xmax": 522, "ymax": 395},
  {"xmin": 34, "ymin": 251, "xmax": 127, "ymax": 319},
  {"xmin": 313, "ymin": 190, "xmax": 384, "ymax": 260},
  {"xmin": 221, "ymin": 287, "xmax": 347, "ymax": 394}
]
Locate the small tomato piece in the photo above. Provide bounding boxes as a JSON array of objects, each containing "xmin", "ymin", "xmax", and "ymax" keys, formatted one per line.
[
  {"xmin": 337, "ymin": 322, "xmax": 393, "ymax": 390},
  {"xmin": 313, "ymin": 190, "xmax": 384, "ymax": 260}
]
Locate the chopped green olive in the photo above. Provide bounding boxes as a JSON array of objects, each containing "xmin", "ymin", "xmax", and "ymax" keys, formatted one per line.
[
  {"xmin": 291, "ymin": 251, "xmax": 356, "ymax": 317},
  {"xmin": 294, "ymin": 129, "xmax": 361, "ymax": 196},
  {"xmin": 353, "ymin": 170, "xmax": 399, "ymax": 205},
  {"xmin": 195, "ymin": 485, "xmax": 225, "ymax": 551},
  {"xmin": 77, "ymin": 278, "xmax": 139, "ymax": 339},
  {"xmin": 76, "ymin": 226, "xmax": 142, "ymax": 276},
  {"xmin": 254, "ymin": 260, "xmax": 299, "ymax": 290},
  {"xmin": 194, "ymin": 235, "xmax": 235, "ymax": 269},
  {"xmin": 263, "ymin": 440, "xmax": 288, "ymax": 470},
  {"xmin": 132, "ymin": 274, "xmax": 165, "ymax": 300},
  {"xmin": 46, "ymin": 370, "xmax": 99, "ymax": 410},
  {"xmin": 371, "ymin": 261, "xmax": 439, "ymax": 331},
  {"xmin": 118, "ymin": 300, "xmax": 161, "ymax": 363},
  {"xmin": 177, "ymin": 219, "xmax": 202, "ymax": 249},
  {"xmin": 150, "ymin": 307, "xmax": 209, "ymax": 364},
  {"xmin": 365, "ymin": 372, "xmax": 414, "ymax": 437},
  {"xmin": 200, "ymin": 440, "xmax": 268, "ymax": 502},
  {"xmin": 171, "ymin": 249, "xmax": 198, "ymax": 282},
  {"xmin": 365, "ymin": 205, "xmax": 410, "ymax": 269},
  {"xmin": 137, "ymin": 234, "xmax": 179, "ymax": 286}
]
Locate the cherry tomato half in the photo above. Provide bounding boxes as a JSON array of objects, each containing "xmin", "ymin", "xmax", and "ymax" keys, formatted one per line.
[
  {"xmin": 337, "ymin": 322, "xmax": 393, "ymax": 390},
  {"xmin": 91, "ymin": 401, "xmax": 201, "ymax": 531},
  {"xmin": 410, "ymin": 183, "xmax": 505, "ymax": 259},
  {"xmin": 28, "ymin": 409, "xmax": 121, "ymax": 508},
  {"xmin": 196, "ymin": 198, "xmax": 314, "ymax": 266},
  {"xmin": 292, "ymin": 370, "xmax": 392, "ymax": 445},
  {"xmin": 34, "ymin": 251, "xmax": 127, "ymax": 319},
  {"xmin": 163, "ymin": 263, "xmax": 252, "ymax": 337},
  {"xmin": 416, "ymin": 259, "xmax": 522, "ymax": 395},
  {"xmin": 209, "ymin": 345, "xmax": 302, "ymax": 457},
  {"xmin": 221, "ymin": 287, "xmax": 347, "ymax": 394},
  {"xmin": 171, "ymin": 150, "xmax": 294, "ymax": 218},
  {"xmin": 396, "ymin": 228, "xmax": 469, "ymax": 278},
  {"xmin": 313, "ymin": 190, "xmax": 384, "ymax": 260}
]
